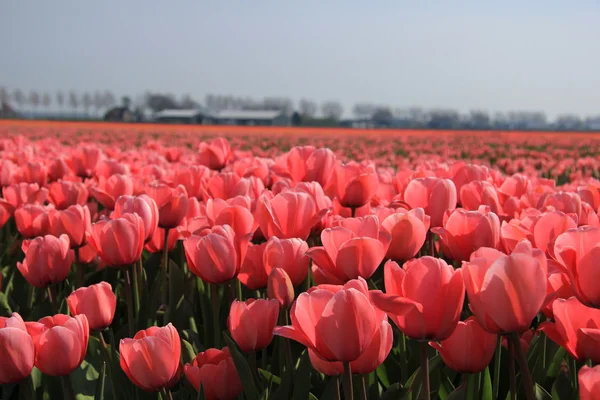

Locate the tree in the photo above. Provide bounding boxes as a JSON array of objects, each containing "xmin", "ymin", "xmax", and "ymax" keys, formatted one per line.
[
  {"xmin": 42, "ymin": 93, "xmax": 51, "ymax": 113},
  {"xmin": 555, "ymin": 114, "xmax": 583, "ymax": 131},
  {"xmin": 291, "ymin": 111, "xmax": 302, "ymax": 126},
  {"xmin": 56, "ymin": 91, "xmax": 65, "ymax": 113},
  {"xmin": 93, "ymin": 92, "xmax": 104, "ymax": 117},
  {"xmin": 180, "ymin": 94, "xmax": 200, "ymax": 109},
  {"xmin": 144, "ymin": 93, "xmax": 178, "ymax": 113},
  {"xmin": 0, "ymin": 87, "xmax": 7, "ymax": 103},
  {"xmin": 82, "ymin": 93, "xmax": 92, "ymax": 117},
  {"xmin": 371, "ymin": 107, "xmax": 394, "ymax": 126},
  {"xmin": 29, "ymin": 91, "xmax": 40, "ymax": 114},
  {"xmin": 69, "ymin": 91, "xmax": 79, "ymax": 113},
  {"xmin": 352, "ymin": 103, "xmax": 377, "ymax": 119},
  {"xmin": 122, "ymin": 96, "xmax": 132, "ymax": 109},
  {"xmin": 13, "ymin": 89, "xmax": 25, "ymax": 110},
  {"xmin": 426, "ymin": 109, "xmax": 461, "ymax": 129},
  {"xmin": 299, "ymin": 99, "xmax": 317, "ymax": 118},
  {"xmin": 321, "ymin": 101, "xmax": 343, "ymax": 120},
  {"xmin": 468, "ymin": 110, "xmax": 491, "ymax": 129},
  {"xmin": 104, "ymin": 91, "xmax": 116, "ymax": 109}
]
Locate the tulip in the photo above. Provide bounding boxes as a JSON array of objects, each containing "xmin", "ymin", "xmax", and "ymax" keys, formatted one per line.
[
  {"xmin": 463, "ymin": 240, "xmax": 547, "ymax": 334},
  {"xmin": 539, "ymin": 297, "xmax": 600, "ymax": 363},
  {"xmin": 432, "ymin": 205, "xmax": 500, "ymax": 262},
  {"xmin": 112, "ymin": 194, "xmax": 159, "ymax": 241},
  {"xmin": 459, "ymin": 180, "xmax": 502, "ymax": 215},
  {"xmin": 263, "ymin": 237, "xmax": 310, "ymax": 286},
  {"xmin": 531, "ymin": 211, "xmax": 577, "ymax": 254},
  {"xmin": 17, "ymin": 234, "xmax": 73, "ymax": 288},
  {"xmin": 0, "ymin": 201, "xmax": 11, "ymax": 229},
  {"xmin": 228, "ymin": 298, "xmax": 279, "ymax": 352},
  {"xmin": 14, "ymin": 204, "xmax": 52, "ymax": 238},
  {"xmin": 371, "ymin": 258, "xmax": 464, "ymax": 341},
  {"xmin": 579, "ymin": 365, "xmax": 600, "ymax": 400},
  {"xmin": 145, "ymin": 182, "xmax": 189, "ymax": 229},
  {"xmin": 67, "ymin": 282, "xmax": 117, "ymax": 331},
  {"xmin": 26, "ymin": 314, "xmax": 89, "ymax": 376},
  {"xmin": 184, "ymin": 348, "xmax": 242, "ymax": 400},
  {"xmin": 119, "ymin": 324, "xmax": 181, "ymax": 392},
  {"xmin": 237, "ymin": 242, "xmax": 269, "ymax": 289},
  {"xmin": 2, "ymin": 182, "xmax": 48, "ymax": 211},
  {"xmin": 332, "ymin": 161, "xmax": 379, "ymax": 208},
  {"xmin": 0, "ymin": 313, "xmax": 35, "ymax": 384},
  {"xmin": 49, "ymin": 204, "xmax": 92, "ymax": 248},
  {"xmin": 90, "ymin": 174, "xmax": 134, "ymax": 210},
  {"xmin": 145, "ymin": 227, "xmax": 179, "ymax": 254},
  {"xmin": 184, "ymin": 225, "xmax": 250, "ymax": 284},
  {"xmin": 381, "ymin": 208, "xmax": 430, "ymax": 262},
  {"xmin": 198, "ymin": 137, "xmax": 231, "ymax": 170},
  {"xmin": 275, "ymin": 278, "xmax": 381, "ymax": 362},
  {"xmin": 47, "ymin": 180, "xmax": 88, "ymax": 210},
  {"xmin": 87, "ymin": 214, "xmax": 145, "ymax": 267},
  {"xmin": 268, "ymin": 268, "xmax": 295, "ymax": 307},
  {"xmin": 552, "ymin": 226, "xmax": 600, "ymax": 308},
  {"xmin": 404, "ymin": 177, "xmax": 457, "ymax": 227},
  {"xmin": 429, "ymin": 317, "xmax": 497, "ymax": 373}
]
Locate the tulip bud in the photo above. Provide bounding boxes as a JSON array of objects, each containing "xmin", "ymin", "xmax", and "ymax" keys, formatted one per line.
[
  {"xmin": 17, "ymin": 234, "xmax": 73, "ymax": 288},
  {"xmin": 67, "ymin": 282, "xmax": 117, "ymax": 331},
  {"xmin": 228, "ymin": 299, "xmax": 279, "ymax": 352},
  {"xmin": 268, "ymin": 268, "xmax": 295, "ymax": 307},
  {"xmin": 0, "ymin": 313, "xmax": 35, "ymax": 384}
]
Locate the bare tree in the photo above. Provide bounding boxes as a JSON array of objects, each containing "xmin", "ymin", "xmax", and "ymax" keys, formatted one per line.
[
  {"xmin": 29, "ymin": 91, "xmax": 40, "ymax": 114},
  {"xmin": 81, "ymin": 93, "xmax": 92, "ymax": 117},
  {"xmin": 56, "ymin": 91, "xmax": 65, "ymax": 113},
  {"xmin": 69, "ymin": 91, "xmax": 79, "ymax": 114},
  {"xmin": 103, "ymin": 91, "xmax": 116, "ymax": 109},
  {"xmin": 42, "ymin": 93, "xmax": 51, "ymax": 114},
  {"xmin": 321, "ymin": 101, "xmax": 343, "ymax": 120},
  {"xmin": 13, "ymin": 89, "xmax": 25, "ymax": 111},
  {"xmin": 299, "ymin": 99, "xmax": 318, "ymax": 118},
  {"xmin": 93, "ymin": 91, "xmax": 104, "ymax": 117},
  {"xmin": 352, "ymin": 103, "xmax": 377, "ymax": 119},
  {"xmin": 0, "ymin": 87, "xmax": 7, "ymax": 103},
  {"xmin": 180, "ymin": 94, "xmax": 200, "ymax": 109}
]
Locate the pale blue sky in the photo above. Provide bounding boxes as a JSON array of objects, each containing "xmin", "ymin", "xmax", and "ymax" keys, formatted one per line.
[{"xmin": 1, "ymin": 0, "xmax": 599, "ymax": 117}]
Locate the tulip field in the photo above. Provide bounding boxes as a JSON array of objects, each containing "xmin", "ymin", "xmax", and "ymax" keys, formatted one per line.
[{"xmin": 3, "ymin": 120, "xmax": 600, "ymax": 400}]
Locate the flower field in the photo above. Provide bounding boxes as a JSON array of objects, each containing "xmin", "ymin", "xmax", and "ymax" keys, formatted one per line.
[{"xmin": 1, "ymin": 119, "xmax": 600, "ymax": 400}]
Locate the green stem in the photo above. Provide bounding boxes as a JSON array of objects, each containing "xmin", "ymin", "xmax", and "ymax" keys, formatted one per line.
[
  {"xmin": 399, "ymin": 332, "xmax": 408, "ymax": 383},
  {"xmin": 249, "ymin": 351, "xmax": 261, "ymax": 389},
  {"xmin": 510, "ymin": 332, "xmax": 536, "ymax": 400},
  {"xmin": 236, "ymin": 278, "xmax": 243, "ymax": 301},
  {"xmin": 62, "ymin": 374, "xmax": 76, "ymax": 400},
  {"xmin": 160, "ymin": 388, "xmax": 174, "ymax": 400},
  {"xmin": 46, "ymin": 285, "xmax": 59, "ymax": 314},
  {"xmin": 467, "ymin": 373, "xmax": 479, "ymax": 400},
  {"xmin": 131, "ymin": 263, "xmax": 140, "ymax": 316},
  {"xmin": 358, "ymin": 375, "xmax": 367, "ymax": 400},
  {"xmin": 420, "ymin": 342, "xmax": 431, "ymax": 400},
  {"xmin": 162, "ymin": 228, "xmax": 170, "ymax": 325},
  {"xmin": 351, "ymin": 207, "xmax": 356, "ymax": 218},
  {"xmin": 124, "ymin": 269, "xmax": 135, "ymax": 337},
  {"xmin": 335, "ymin": 376, "xmax": 341, "ymax": 400},
  {"xmin": 74, "ymin": 247, "xmax": 83, "ymax": 288},
  {"xmin": 197, "ymin": 278, "xmax": 210, "ymax": 345},
  {"xmin": 508, "ymin": 338, "xmax": 516, "ymax": 400},
  {"xmin": 572, "ymin": 358, "xmax": 579, "ymax": 392},
  {"xmin": 343, "ymin": 362, "xmax": 354, "ymax": 400},
  {"xmin": 283, "ymin": 311, "xmax": 293, "ymax": 369},
  {"xmin": 492, "ymin": 335, "xmax": 502, "ymax": 400},
  {"xmin": 97, "ymin": 332, "xmax": 119, "ymax": 400},
  {"xmin": 211, "ymin": 283, "xmax": 221, "ymax": 348}
]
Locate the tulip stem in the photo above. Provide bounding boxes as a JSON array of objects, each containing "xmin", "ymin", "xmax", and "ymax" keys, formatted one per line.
[
  {"xmin": 46, "ymin": 285, "xmax": 59, "ymax": 314},
  {"xmin": 358, "ymin": 375, "xmax": 368, "ymax": 400},
  {"xmin": 351, "ymin": 207, "xmax": 356, "ymax": 218},
  {"xmin": 62, "ymin": 374, "xmax": 76, "ymax": 400},
  {"xmin": 334, "ymin": 376, "xmax": 341, "ymax": 400},
  {"xmin": 398, "ymin": 332, "xmax": 408, "ymax": 383},
  {"xmin": 492, "ymin": 335, "xmax": 502, "ymax": 400},
  {"xmin": 211, "ymin": 283, "xmax": 221, "ymax": 347},
  {"xmin": 160, "ymin": 388, "xmax": 174, "ymax": 400},
  {"xmin": 508, "ymin": 338, "xmax": 516, "ymax": 400},
  {"xmin": 509, "ymin": 332, "xmax": 536, "ymax": 400},
  {"xmin": 74, "ymin": 247, "xmax": 83, "ymax": 288},
  {"xmin": 249, "ymin": 351, "xmax": 262, "ymax": 389},
  {"xmin": 131, "ymin": 263, "xmax": 140, "ymax": 316},
  {"xmin": 236, "ymin": 278, "xmax": 243, "ymax": 301},
  {"xmin": 97, "ymin": 332, "xmax": 119, "ymax": 400},
  {"xmin": 162, "ymin": 228, "xmax": 170, "ymax": 325},
  {"xmin": 343, "ymin": 362, "xmax": 354, "ymax": 400},
  {"xmin": 420, "ymin": 342, "xmax": 430, "ymax": 400},
  {"xmin": 427, "ymin": 232, "xmax": 435, "ymax": 257},
  {"xmin": 125, "ymin": 269, "xmax": 135, "ymax": 337}
]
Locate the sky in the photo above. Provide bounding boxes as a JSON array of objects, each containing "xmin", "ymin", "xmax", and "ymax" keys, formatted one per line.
[{"xmin": 1, "ymin": 0, "xmax": 599, "ymax": 118}]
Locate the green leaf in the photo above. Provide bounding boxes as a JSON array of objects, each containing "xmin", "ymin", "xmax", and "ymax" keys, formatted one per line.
[
  {"xmin": 259, "ymin": 369, "xmax": 282, "ymax": 385},
  {"xmin": 481, "ymin": 367, "xmax": 492, "ymax": 400},
  {"xmin": 94, "ymin": 362, "xmax": 106, "ymax": 400},
  {"xmin": 181, "ymin": 339, "xmax": 197, "ymax": 364},
  {"xmin": 319, "ymin": 376, "xmax": 340, "ymax": 400},
  {"xmin": 292, "ymin": 351, "xmax": 313, "ymax": 400},
  {"xmin": 445, "ymin": 383, "xmax": 468, "ymax": 400},
  {"xmin": 534, "ymin": 383, "xmax": 551, "ymax": 400},
  {"xmin": 376, "ymin": 363, "xmax": 390, "ymax": 388},
  {"xmin": 551, "ymin": 366, "xmax": 574, "ymax": 400},
  {"xmin": 546, "ymin": 346, "xmax": 567, "ymax": 380},
  {"xmin": 223, "ymin": 333, "xmax": 260, "ymax": 400},
  {"xmin": 0, "ymin": 291, "xmax": 12, "ymax": 316},
  {"xmin": 382, "ymin": 383, "xmax": 408, "ymax": 400},
  {"xmin": 71, "ymin": 360, "xmax": 100, "ymax": 400}
]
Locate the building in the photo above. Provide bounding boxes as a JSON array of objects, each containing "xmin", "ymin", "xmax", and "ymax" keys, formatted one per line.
[
  {"xmin": 0, "ymin": 101, "xmax": 18, "ymax": 118},
  {"xmin": 153, "ymin": 109, "xmax": 205, "ymax": 124},
  {"xmin": 207, "ymin": 110, "xmax": 289, "ymax": 126},
  {"xmin": 103, "ymin": 107, "xmax": 134, "ymax": 122}
]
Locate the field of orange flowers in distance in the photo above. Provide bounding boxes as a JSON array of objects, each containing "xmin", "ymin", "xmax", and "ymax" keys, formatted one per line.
[{"xmin": 1, "ymin": 119, "xmax": 600, "ymax": 400}]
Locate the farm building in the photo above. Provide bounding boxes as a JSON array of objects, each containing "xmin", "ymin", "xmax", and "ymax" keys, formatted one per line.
[
  {"xmin": 153, "ymin": 109, "xmax": 205, "ymax": 124},
  {"xmin": 208, "ymin": 110, "xmax": 290, "ymax": 126}
]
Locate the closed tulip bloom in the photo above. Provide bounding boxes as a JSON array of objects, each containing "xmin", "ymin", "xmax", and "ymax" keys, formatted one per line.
[
  {"xmin": 25, "ymin": 314, "xmax": 89, "ymax": 376},
  {"xmin": 429, "ymin": 317, "xmax": 497, "ymax": 373},
  {"xmin": 539, "ymin": 297, "xmax": 600, "ymax": 363},
  {"xmin": 0, "ymin": 313, "xmax": 35, "ymax": 384},
  {"xmin": 120, "ymin": 324, "xmax": 181, "ymax": 392},
  {"xmin": 432, "ymin": 206, "xmax": 500, "ymax": 262},
  {"xmin": 2, "ymin": 182, "xmax": 48, "ymax": 211},
  {"xmin": 381, "ymin": 208, "xmax": 430, "ymax": 262},
  {"xmin": 238, "ymin": 243, "xmax": 269, "ymax": 290},
  {"xmin": 305, "ymin": 148, "xmax": 336, "ymax": 188},
  {"xmin": 463, "ymin": 240, "xmax": 548, "ymax": 334},
  {"xmin": 48, "ymin": 180, "xmax": 88, "ymax": 210},
  {"xmin": 263, "ymin": 237, "xmax": 309, "ymax": 286},
  {"xmin": 90, "ymin": 174, "xmax": 134, "ymax": 210},
  {"xmin": 539, "ymin": 191, "xmax": 582, "ymax": 220},
  {"xmin": 460, "ymin": 180, "xmax": 502, "ymax": 215},
  {"xmin": 371, "ymin": 258, "xmax": 464, "ymax": 341},
  {"xmin": 531, "ymin": 211, "xmax": 577, "ymax": 254},
  {"xmin": 579, "ymin": 365, "xmax": 600, "ymax": 400},
  {"xmin": 198, "ymin": 137, "xmax": 231, "ymax": 170},
  {"xmin": 332, "ymin": 162, "xmax": 379, "ymax": 208},
  {"xmin": 404, "ymin": 177, "xmax": 457, "ymax": 227},
  {"xmin": 228, "ymin": 299, "xmax": 279, "ymax": 352},
  {"xmin": 15, "ymin": 204, "xmax": 52, "ymax": 238},
  {"xmin": 0, "ymin": 201, "xmax": 11, "ymax": 229},
  {"xmin": 87, "ymin": 214, "xmax": 145, "ymax": 267},
  {"xmin": 275, "ymin": 278, "xmax": 381, "ymax": 362},
  {"xmin": 552, "ymin": 226, "xmax": 600, "ymax": 308},
  {"xmin": 112, "ymin": 194, "xmax": 159, "ymax": 241},
  {"xmin": 184, "ymin": 348, "xmax": 242, "ymax": 400},
  {"xmin": 255, "ymin": 191, "xmax": 328, "ymax": 240},
  {"xmin": 67, "ymin": 282, "xmax": 117, "ymax": 331},
  {"xmin": 49, "ymin": 204, "xmax": 92, "ymax": 248},
  {"xmin": 307, "ymin": 215, "xmax": 390, "ymax": 284},
  {"xmin": 145, "ymin": 182, "xmax": 189, "ymax": 229},
  {"xmin": 17, "ymin": 234, "xmax": 73, "ymax": 288},
  {"xmin": 268, "ymin": 268, "xmax": 295, "ymax": 307},
  {"xmin": 144, "ymin": 227, "xmax": 179, "ymax": 254},
  {"xmin": 184, "ymin": 225, "xmax": 250, "ymax": 284}
]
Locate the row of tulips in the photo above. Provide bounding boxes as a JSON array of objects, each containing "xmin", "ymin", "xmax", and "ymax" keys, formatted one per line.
[{"xmin": 1, "ymin": 132, "xmax": 600, "ymax": 399}]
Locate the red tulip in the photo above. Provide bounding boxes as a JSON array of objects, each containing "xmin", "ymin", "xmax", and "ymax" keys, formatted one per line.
[
  {"xmin": 228, "ymin": 298, "xmax": 279, "ymax": 352},
  {"xmin": 275, "ymin": 278, "xmax": 381, "ymax": 362},
  {"xmin": 26, "ymin": 314, "xmax": 89, "ymax": 376},
  {"xmin": 332, "ymin": 161, "xmax": 379, "ymax": 208},
  {"xmin": 172, "ymin": 165, "xmax": 211, "ymax": 200},
  {"xmin": 372, "ymin": 258, "xmax": 464, "ymax": 341},
  {"xmin": 463, "ymin": 240, "xmax": 547, "ymax": 334},
  {"xmin": 0, "ymin": 201, "xmax": 11, "ymax": 229},
  {"xmin": 429, "ymin": 317, "xmax": 497, "ymax": 373},
  {"xmin": 184, "ymin": 225, "xmax": 250, "ymax": 284},
  {"xmin": 49, "ymin": 204, "xmax": 92, "ymax": 248},
  {"xmin": 531, "ymin": 211, "xmax": 577, "ymax": 254},
  {"xmin": 48, "ymin": 157, "xmax": 74, "ymax": 182},
  {"xmin": 90, "ymin": 174, "xmax": 134, "ymax": 210},
  {"xmin": 145, "ymin": 182, "xmax": 189, "ymax": 229},
  {"xmin": 2, "ymin": 182, "xmax": 48, "ymax": 211},
  {"xmin": 268, "ymin": 268, "xmax": 295, "ymax": 307},
  {"xmin": 184, "ymin": 348, "xmax": 242, "ymax": 400},
  {"xmin": 432, "ymin": 206, "xmax": 500, "ymax": 262},
  {"xmin": 112, "ymin": 194, "xmax": 159, "ymax": 241},
  {"xmin": 120, "ymin": 324, "xmax": 181, "ymax": 392},
  {"xmin": 87, "ymin": 214, "xmax": 145, "ymax": 267},
  {"xmin": 237, "ymin": 243, "xmax": 269, "ymax": 289},
  {"xmin": 460, "ymin": 180, "xmax": 502, "ymax": 215},
  {"xmin": 17, "ymin": 234, "xmax": 73, "ymax": 288},
  {"xmin": 14, "ymin": 204, "xmax": 52, "ymax": 238},
  {"xmin": 144, "ymin": 227, "xmax": 179, "ymax": 254},
  {"xmin": 0, "ymin": 313, "xmax": 35, "ymax": 384},
  {"xmin": 263, "ymin": 237, "xmax": 309, "ymax": 286},
  {"xmin": 579, "ymin": 365, "xmax": 600, "ymax": 400},
  {"xmin": 198, "ymin": 137, "xmax": 231, "ymax": 170},
  {"xmin": 381, "ymin": 208, "xmax": 430, "ymax": 262},
  {"xmin": 539, "ymin": 297, "xmax": 600, "ymax": 363},
  {"xmin": 67, "ymin": 282, "xmax": 116, "ymax": 331},
  {"xmin": 404, "ymin": 177, "xmax": 457, "ymax": 227},
  {"xmin": 47, "ymin": 180, "xmax": 88, "ymax": 210}
]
